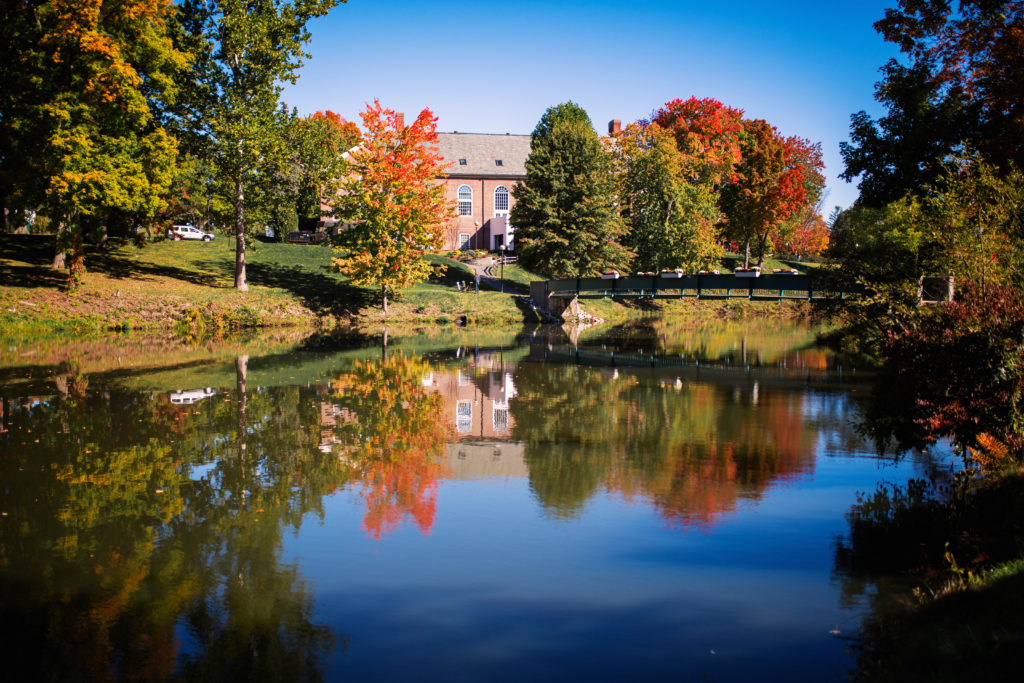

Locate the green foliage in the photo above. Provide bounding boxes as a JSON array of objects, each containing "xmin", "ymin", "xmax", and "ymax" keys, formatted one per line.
[
  {"xmin": 0, "ymin": 0, "xmax": 185, "ymax": 279},
  {"xmin": 172, "ymin": 0, "xmax": 341, "ymax": 290},
  {"xmin": 613, "ymin": 123, "xmax": 722, "ymax": 273},
  {"xmin": 841, "ymin": 2, "xmax": 1024, "ymax": 207},
  {"xmin": 511, "ymin": 102, "xmax": 630, "ymax": 277}
]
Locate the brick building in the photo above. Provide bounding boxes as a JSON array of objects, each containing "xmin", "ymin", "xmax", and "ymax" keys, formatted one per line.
[{"xmin": 433, "ymin": 132, "xmax": 531, "ymax": 252}]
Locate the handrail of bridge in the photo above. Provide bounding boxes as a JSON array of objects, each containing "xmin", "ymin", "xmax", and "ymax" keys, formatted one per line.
[{"xmin": 531, "ymin": 272, "xmax": 862, "ymax": 302}]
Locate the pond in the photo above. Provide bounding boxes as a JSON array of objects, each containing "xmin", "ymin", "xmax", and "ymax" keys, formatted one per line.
[{"xmin": 0, "ymin": 322, "xmax": 947, "ymax": 681}]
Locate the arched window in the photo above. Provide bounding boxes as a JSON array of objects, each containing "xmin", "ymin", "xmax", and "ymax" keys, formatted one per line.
[
  {"xmin": 457, "ymin": 185, "xmax": 473, "ymax": 216},
  {"xmin": 494, "ymin": 185, "xmax": 509, "ymax": 214}
]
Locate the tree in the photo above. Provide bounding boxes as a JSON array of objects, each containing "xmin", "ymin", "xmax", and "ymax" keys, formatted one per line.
[
  {"xmin": 721, "ymin": 119, "xmax": 824, "ymax": 268},
  {"xmin": 292, "ymin": 110, "xmax": 360, "ymax": 231},
  {"xmin": 511, "ymin": 102, "xmax": 630, "ymax": 277},
  {"xmin": 612, "ymin": 122, "xmax": 721, "ymax": 272},
  {"xmin": 0, "ymin": 0, "xmax": 184, "ymax": 286},
  {"xmin": 841, "ymin": 1, "xmax": 1024, "ymax": 207},
  {"xmin": 331, "ymin": 101, "xmax": 452, "ymax": 314},
  {"xmin": 650, "ymin": 96, "xmax": 745, "ymax": 186},
  {"xmin": 778, "ymin": 211, "xmax": 830, "ymax": 257},
  {"xmin": 173, "ymin": 0, "xmax": 340, "ymax": 291}
]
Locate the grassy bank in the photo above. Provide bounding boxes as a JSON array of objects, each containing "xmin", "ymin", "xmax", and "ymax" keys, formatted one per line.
[
  {"xmin": 838, "ymin": 468, "xmax": 1024, "ymax": 680},
  {"xmin": 0, "ymin": 234, "xmax": 531, "ymax": 335},
  {"xmin": 1, "ymin": 235, "xmax": 826, "ymax": 339}
]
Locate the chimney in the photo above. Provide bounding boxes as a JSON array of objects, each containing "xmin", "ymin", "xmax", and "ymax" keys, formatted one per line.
[
  {"xmin": 608, "ymin": 119, "xmax": 621, "ymax": 135},
  {"xmin": 396, "ymin": 112, "xmax": 405, "ymax": 129}
]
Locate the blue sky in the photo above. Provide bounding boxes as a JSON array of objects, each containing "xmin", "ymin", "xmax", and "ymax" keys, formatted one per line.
[{"xmin": 282, "ymin": 0, "xmax": 901, "ymax": 210}]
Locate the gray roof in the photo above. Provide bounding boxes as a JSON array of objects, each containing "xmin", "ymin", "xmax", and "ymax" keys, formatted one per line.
[{"xmin": 434, "ymin": 132, "xmax": 531, "ymax": 178}]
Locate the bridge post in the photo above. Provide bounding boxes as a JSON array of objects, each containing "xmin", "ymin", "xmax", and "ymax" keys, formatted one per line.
[
  {"xmin": 808, "ymin": 274, "xmax": 813, "ymax": 301},
  {"xmin": 748, "ymin": 279, "xmax": 754, "ymax": 299}
]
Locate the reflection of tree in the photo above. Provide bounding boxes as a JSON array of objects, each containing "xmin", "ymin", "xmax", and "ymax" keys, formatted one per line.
[
  {"xmin": 511, "ymin": 364, "xmax": 818, "ymax": 526},
  {"xmin": 0, "ymin": 361, "xmax": 349, "ymax": 680},
  {"xmin": 328, "ymin": 354, "xmax": 453, "ymax": 538}
]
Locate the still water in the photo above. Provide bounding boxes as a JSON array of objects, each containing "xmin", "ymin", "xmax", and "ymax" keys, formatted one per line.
[{"xmin": 0, "ymin": 322, "xmax": 944, "ymax": 681}]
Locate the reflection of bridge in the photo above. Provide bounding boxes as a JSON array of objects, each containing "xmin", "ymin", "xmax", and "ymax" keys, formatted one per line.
[
  {"xmin": 528, "ymin": 343, "xmax": 868, "ymax": 390},
  {"xmin": 530, "ymin": 272, "xmax": 861, "ymax": 307}
]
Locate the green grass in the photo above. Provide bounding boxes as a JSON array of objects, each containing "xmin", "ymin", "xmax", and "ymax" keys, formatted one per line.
[
  {"xmin": 854, "ymin": 557, "xmax": 1024, "ymax": 681},
  {"xmin": 498, "ymin": 263, "xmax": 546, "ymax": 289},
  {"xmin": 718, "ymin": 252, "xmax": 825, "ymax": 273},
  {"xmin": 0, "ymin": 234, "xmax": 533, "ymax": 334}
]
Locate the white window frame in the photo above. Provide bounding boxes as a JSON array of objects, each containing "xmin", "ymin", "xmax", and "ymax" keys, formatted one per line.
[
  {"xmin": 458, "ymin": 233, "xmax": 471, "ymax": 250},
  {"xmin": 457, "ymin": 184, "xmax": 473, "ymax": 216},
  {"xmin": 456, "ymin": 400, "xmax": 473, "ymax": 433},
  {"xmin": 494, "ymin": 185, "xmax": 509, "ymax": 215}
]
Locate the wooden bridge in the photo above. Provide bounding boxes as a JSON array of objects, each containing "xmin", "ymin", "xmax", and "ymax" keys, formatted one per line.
[{"xmin": 529, "ymin": 271, "xmax": 861, "ymax": 309}]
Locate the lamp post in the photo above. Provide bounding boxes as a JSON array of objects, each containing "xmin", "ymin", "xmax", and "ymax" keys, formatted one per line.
[{"xmin": 499, "ymin": 244, "xmax": 505, "ymax": 293}]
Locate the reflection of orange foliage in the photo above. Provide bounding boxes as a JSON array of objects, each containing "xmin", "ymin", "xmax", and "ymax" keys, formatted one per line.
[
  {"xmin": 330, "ymin": 354, "xmax": 453, "ymax": 538},
  {"xmin": 359, "ymin": 455, "xmax": 445, "ymax": 539},
  {"xmin": 605, "ymin": 390, "xmax": 817, "ymax": 528}
]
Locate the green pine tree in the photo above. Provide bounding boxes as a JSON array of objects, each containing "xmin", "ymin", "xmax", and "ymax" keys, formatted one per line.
[{"xmin": 511, "ymin": 102, "xmax": 629, "ymax": 278}]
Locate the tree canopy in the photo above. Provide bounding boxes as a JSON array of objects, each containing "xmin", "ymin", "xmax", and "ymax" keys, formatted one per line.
[
  {"xmin": 172, "ymin": 0, "xmax": 340, "ymax": 291},
  {"xmin": 612, "ymin": 122, "xmax": 721, "ymax": 273},
  {"xmin": 0, "ymin": 0, "xmax": 185, "ymax": 285},
  {"xmin": 511, "ymin": 102, "xmax": 630, "ymax": 278},
  {"xmin": 331, "ymin": 101, "xmax": 452, "ymax": 314},
  {"xmin": 841, "ymin": 1, "xmax": 1024, "ymax": 207}
]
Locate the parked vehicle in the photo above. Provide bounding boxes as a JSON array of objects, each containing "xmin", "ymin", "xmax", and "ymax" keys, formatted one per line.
[
  {"xmin": 168, "ymin": 388, "xmax": 216, "ymax": 405},
  {"xmin": 167, "ymin": 224, "xmax": 215, "ymax": 241},
  {"xmin": 286, "ymin": 231, "xmax": 327, "ymax": 244}
]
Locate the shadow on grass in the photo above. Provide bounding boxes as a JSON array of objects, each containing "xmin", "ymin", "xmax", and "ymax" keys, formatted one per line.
[
  {"xmin": 0, "ymin": 235, "xmax": 66, "ymax": 288},
  {"xmin": 247, "ymin": 261, "xmax": 376, "ymax": 317},
  {"xmin": 1, "ymin": 234, "xmax": 228, "ymax": 288},
  {"xmin": 90, "ymin": 249, "xmax": 226, "ymax": 287}
]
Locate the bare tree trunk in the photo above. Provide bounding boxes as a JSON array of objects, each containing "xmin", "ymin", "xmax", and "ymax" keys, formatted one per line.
[
  {"xmin": 382, "ymin": 327, "xmax": 388, "ymax": 360},
  {"xmin": 234, "ymin": 174, "xmax": 248, "ymax": 291},
  {"xmin": 382, "ymin": 284, "xmax": 388, "ymax": 315},
  {"xmin": 743, "ymin": 238, "xmax": 751, "ymax": 269}
]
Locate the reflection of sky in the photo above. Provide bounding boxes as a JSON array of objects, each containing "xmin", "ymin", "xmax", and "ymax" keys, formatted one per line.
[{"xmin": 284, "ymin": 444, "xmax": 923, "ymax": 681}]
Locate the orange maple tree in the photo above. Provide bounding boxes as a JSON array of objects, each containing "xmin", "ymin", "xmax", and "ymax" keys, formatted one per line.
[{"xmin": 332, "ymin": 100, "xmax": 453, "ymax": 313}]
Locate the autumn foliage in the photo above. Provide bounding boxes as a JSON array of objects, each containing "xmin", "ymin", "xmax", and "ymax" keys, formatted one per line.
[
  {"xmin": 332, "ymin": 100, "xmax": 453, "ymax": 312},
  {"xmin": 330, "ymin": 354, "xmax": 453, "ymax": 538},
  {"xmin": 651, "ymin": 97, "xmax": 745, "ymax": 184}
]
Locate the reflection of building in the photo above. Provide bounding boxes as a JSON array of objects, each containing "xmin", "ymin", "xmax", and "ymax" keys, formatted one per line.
[
  {"xmin": 421, "ymin": 367, "xmax": 518, "ymax": 440},
  {"xmin": 446, "ymin": 442, "xmax": 527, "ymax": 480}
]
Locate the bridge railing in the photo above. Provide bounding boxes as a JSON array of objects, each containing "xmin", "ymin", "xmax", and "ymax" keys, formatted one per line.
[{"xmin": 534, "ymin": 272, "xmax": 860, "ymax": 302}]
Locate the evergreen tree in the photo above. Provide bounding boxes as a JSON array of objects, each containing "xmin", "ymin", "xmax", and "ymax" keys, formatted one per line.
[{"xmin": 511, "ymin": 102, "xmax": 629, "ymax": 278}]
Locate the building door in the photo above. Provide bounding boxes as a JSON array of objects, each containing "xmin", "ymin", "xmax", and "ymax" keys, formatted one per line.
[{"xmin": 493, "ymin": 186, "xmax": 511, "ymax": 250}]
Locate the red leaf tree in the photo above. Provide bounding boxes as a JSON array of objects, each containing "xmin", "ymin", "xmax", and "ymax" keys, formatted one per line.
[{"xmin": 721, "ymin": 119, "xmax": 824, "ymax": 268}]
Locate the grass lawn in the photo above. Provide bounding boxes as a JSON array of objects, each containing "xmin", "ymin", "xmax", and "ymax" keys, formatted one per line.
[{"xmin": 0, "ymin": 235, "xmax": 530, "ymax": 336}]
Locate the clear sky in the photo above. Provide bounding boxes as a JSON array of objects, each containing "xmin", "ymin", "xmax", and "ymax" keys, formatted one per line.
[{"xmin": 282, "ymin": 0, "xmax": 901, "ymax": 211}]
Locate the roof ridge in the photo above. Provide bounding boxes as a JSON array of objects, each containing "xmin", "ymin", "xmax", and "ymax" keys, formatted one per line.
[{"xmin": 437, "ymin": 131, "xmax": 530, "ymax": 137}]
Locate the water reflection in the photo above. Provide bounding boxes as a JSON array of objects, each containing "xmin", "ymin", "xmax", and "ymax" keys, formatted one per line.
[
  {"xmin": 0, "ymin": 359, "xmax": 343, "ymax": 681},
  {"xmin": 0, "ymin": 326, "xmax": 883, "ymax": 680}
]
